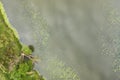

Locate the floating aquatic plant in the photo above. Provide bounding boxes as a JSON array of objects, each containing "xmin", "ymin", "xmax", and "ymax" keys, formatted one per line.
[
  {"xmin": 46, "ymin": 56, "xmax": 80, "ymax": 80},
  {"xmin": 101, "ymin": 0, "xmax": 120, "ymax": 72}
]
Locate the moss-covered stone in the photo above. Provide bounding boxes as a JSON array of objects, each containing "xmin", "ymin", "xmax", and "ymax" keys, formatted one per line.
[{"xmin": 0, "ymin": 1, "xmax": 44, "ymax": 80}]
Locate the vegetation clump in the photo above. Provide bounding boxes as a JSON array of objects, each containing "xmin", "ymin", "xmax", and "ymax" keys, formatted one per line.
[{"xmin": 0, "ymin": 1, "xmax": 44, "ymax": 80}]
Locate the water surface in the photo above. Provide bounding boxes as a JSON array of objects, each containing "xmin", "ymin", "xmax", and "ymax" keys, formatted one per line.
[{"xmin": 2, "ymin": 0, "xmax": 120, "ymax": 80}]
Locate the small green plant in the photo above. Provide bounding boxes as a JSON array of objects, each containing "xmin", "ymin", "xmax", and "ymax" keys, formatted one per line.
[
  {"xmin": 9, "ymin": 61, "xmax": 42, "ymax": 80},
  {"xmin": 21, "ymin": 44, "xmax": 32, "ymax": 55}
]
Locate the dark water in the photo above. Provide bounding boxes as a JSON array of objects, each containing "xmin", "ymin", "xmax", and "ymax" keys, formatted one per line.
[{"xmin": 2, "ymin": 0, "xmax": 120, "ymax": 80}]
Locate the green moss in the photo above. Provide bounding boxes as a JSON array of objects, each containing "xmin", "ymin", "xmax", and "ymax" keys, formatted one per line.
[{"xmin": 0, "ymin": 1, "xmax": 44, "ymax": 80}]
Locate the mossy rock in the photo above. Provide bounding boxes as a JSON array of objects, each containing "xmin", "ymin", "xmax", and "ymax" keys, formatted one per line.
[{"xmin": 0, "ymin": 1, "xmax": 44, "ymax": 80}]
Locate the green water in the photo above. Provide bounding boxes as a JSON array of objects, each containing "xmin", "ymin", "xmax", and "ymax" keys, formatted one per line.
[{"xmin": 2, "ymin": 0, "xmax": 120, "ymax": 80}]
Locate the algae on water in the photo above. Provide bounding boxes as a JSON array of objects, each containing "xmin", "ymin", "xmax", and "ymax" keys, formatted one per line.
[{"xmin": 0, "ymin": 1, "xmax": 44, "ymax": 80}]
